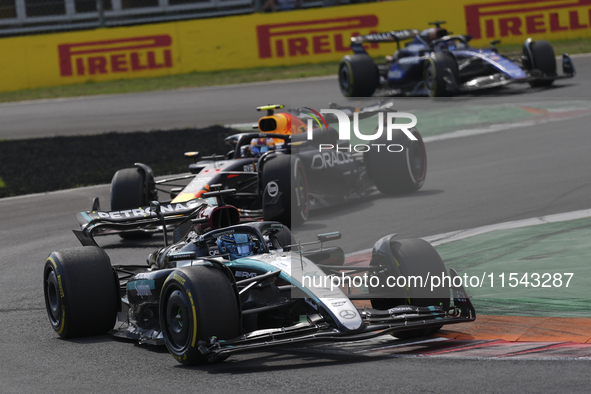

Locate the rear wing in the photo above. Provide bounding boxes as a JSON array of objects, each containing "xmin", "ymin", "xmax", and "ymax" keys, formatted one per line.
[
  {"xmin": 74, "ymin": 192, "xmax": 240, "ymax": 246},
  {"xmin": 351, "ymin": 29, "xmax": 420, "ymax": 54},
  {"xmin": 76, "ymin": 199, "xmax": 206, "ymax": 227}
]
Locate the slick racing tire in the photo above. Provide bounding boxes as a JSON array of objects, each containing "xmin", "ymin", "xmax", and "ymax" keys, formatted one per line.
[
  {"xmin": 111, "ymin": 167, "xmax": 154, "ymax": 239},
  {"xmin": 364, "ymin": 128, "xmax": 426, "ymax": 194},
  {"xmin": 160, "ymin": 265, "xmax": 240, "ymax": 365},
  {"xmin": 262, "ymin": 154, "xmax": 309, "ymax": 228},
  {"xmin": 339, "ymin": 55, "xmax": 379, "ymax": 97},
  {"xmin": 423, "ymin": 52, "xmax": 459, "ymax": 97},
  {"xmin": 43, "ymin": 246, "xmax": 118, "ymax": 338},
  {"xmin": 523, "ymin": 39, "xmax": 556, "ymax": 87},
  {"xmin": 370, "ymin": 238, "xmax": 450, "ymax": 339}
]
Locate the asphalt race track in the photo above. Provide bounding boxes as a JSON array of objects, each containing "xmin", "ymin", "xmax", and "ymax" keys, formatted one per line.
[
  {"xmin": 1, "ymin": 54, "xmax": 591, "ymax": 139},
  {"xmin": 2, "ymin": 57, "xmax": 591, "ymax": 392}
]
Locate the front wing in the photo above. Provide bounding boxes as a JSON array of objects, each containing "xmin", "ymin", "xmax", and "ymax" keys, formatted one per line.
[
  {"xmin": 200, "ymin": 276, "xmax": 475, "ymax": 359},
  {"xmin": 453, "ymin": 53, "xmax": 576, "ymax": 93}
]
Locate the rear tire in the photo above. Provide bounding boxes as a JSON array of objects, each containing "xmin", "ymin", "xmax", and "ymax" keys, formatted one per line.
[
  {"xmin": 43, "ymin": 246, "xmax": 118, "ymax": 338},
  {"xmin": 110, "ymin": 167, "xmax": 154, "ymax": 239},
  {"xmin": 160, "ymin": 265, "xmax": 240, "ymax": 364},
  {"xmin": 339, "ymin": 55, "xmax": 378, "ymax": 97},
  {"xmin": 262, "ymin": 154, "xmax": 309, "ymax": 228},
  {"xmin": 523, "ymin": 39, "xmax": 556, "ymax": 87},
  {"xmin": 370, "ymin": 238, "xmax": 450, "ymax": 339},
  {"xmin": 365, "ymin": 128, "xmax": 426, "ymax": 194}
]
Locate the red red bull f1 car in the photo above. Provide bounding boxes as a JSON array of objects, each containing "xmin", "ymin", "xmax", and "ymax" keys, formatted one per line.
[{"xmin": 106, "ymin": 101, "xmax": 426, "ymax": 230}]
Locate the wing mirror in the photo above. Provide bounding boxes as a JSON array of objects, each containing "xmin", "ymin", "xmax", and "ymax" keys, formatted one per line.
[
  {"xmin": 317, "ymin": 231, "xmax": 341, "ymax": 243},
  {"xmin": 184, "ymin": 151, "xmax": 200, "ymax": 163}
]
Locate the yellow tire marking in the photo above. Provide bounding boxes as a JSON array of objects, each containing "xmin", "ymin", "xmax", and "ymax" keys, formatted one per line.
[
  {"xmin": 186, "ymin": 289, "xmax": 198, "ymax": 348},
  {"xmin": 392, "ymin": 255, "xmax": 411, "ymax": 303},
  {"xmin": 47, "ymin": 256, "xmax": 66, "ymax": 335}
]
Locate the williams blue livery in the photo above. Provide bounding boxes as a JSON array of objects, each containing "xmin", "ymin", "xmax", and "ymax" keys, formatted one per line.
[{"xmin": 339, "ymin": 21, "xmax": 575, "ymax": 97}]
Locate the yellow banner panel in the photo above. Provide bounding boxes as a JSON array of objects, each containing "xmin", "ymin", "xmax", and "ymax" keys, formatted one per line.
[
  {"xmin": 1, "ymin": 0, "xmax": 591, "ymax": 93},
  {"xmin": 464, "ymin": 0, "xmax": 591, "ymax": 45},
  {"xmin": 181, "ymin": 3, "xmax": 464, "ymax": 70}
]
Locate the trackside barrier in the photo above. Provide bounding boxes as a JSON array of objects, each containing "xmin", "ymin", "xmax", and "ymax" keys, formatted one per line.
[{"xmin": 1, "ymin": 0, "xmax": 591, "ymax": 92}]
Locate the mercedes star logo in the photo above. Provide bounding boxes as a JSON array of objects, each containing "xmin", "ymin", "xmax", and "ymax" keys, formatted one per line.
[{"xmin": 339, "ymin": 310, "xmax": 356, "ymax": 319}]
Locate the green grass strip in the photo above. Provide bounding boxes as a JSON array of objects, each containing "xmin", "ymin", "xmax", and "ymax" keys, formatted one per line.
[{"xmin": 435, "ymin": 217, "xmax": 591, "ymax": 317}]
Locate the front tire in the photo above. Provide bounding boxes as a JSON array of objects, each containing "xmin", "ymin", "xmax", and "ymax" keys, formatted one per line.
[
  {"xmin": 523, "ymin": 39, "xmax": 556, "ymax": 87},
  {"xmin": 43, "ymin": 246, "xmax": 118, "ymax": 338},
  {"xmin": 365, "ymin": 128, "xmax": 426, "ymax": 194},
  {"xmin": 423, "ymin": 52, "xmax": 459, "ymax": 97},
  {"xmin": 370, "ymin": 238, "xmax": 450, "ymax": 339},
  {"xmin": 339, "ymin": 55, "xmax": 378, "ymax": 97},
  {"xmin": 160, "ymin": 266, "xmax": 240, "ymax": 365}
]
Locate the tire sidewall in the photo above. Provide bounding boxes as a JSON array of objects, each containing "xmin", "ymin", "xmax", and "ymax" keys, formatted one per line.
[
  {"xmin": 290, "ymin": 156, "xmax": 309, "ymax": 226},
  {"xmin": 160, "ymin": 266, "xmax": 240, "ymax": 365},
  {"xmin": 424, "ymin": 52, "xmax": 457, "ymax": 97},
  {"xmin": 43, "ymin": 257, "xmax": 68, "ymax": 336},
  {"xmin": 160, "ymin": 271, "xmax": 201, "ymax": 364},
  {"xmin": 339, "ymin": 60, "xmax": 354, "ymax": 96},
  {"xmin": 424, "ymin": 58, "xmax": 438, "ymax": 97},
  {"xmin": 404, "ymin": 129, "xmax": 427, "ymax": 190}
]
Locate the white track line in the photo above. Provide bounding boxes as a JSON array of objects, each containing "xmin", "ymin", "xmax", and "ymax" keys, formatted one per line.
[
  {"xmin": 423, "ymin": 106, "xmax": 591, "ymax": 143},
  {"xmin": 345, "ymin": 208, "xmax": 591, "ymax": 257},
  {"xmin": 424, "ymin": 208, "xmax": 591, "ymax": 246}
]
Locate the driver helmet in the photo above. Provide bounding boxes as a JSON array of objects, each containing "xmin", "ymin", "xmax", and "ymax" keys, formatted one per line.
[
  {"xmin": 240, "ymin": 145, "xmax": 253, "ymax": 158},
  {"xmin": 422, "ymin": 27, "xmax": 448, "ymax": 42},
  {"xmin": 250, "ymin": 137, "xmax": 275, "ymax": 156},
  {"xmin": 216, "ymin": 233, "xmax": 257, "ymax": 260}
]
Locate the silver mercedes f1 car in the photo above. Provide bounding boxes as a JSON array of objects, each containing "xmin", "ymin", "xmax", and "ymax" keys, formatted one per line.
[{"xmin": 43, "ymin": 191, "xmax": 475, "ymax": 364}]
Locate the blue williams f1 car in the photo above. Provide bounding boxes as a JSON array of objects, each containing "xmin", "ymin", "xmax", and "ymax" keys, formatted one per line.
[
  {"xmin": 339, "ymin": 21, "xmax": 575, "ymax": 97},
  {"xmin": 43, "ymin": 193, "xmax": 475, "ymax": 365}
]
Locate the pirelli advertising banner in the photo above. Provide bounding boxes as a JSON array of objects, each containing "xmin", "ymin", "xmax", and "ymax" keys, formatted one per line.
[{"xmin": 1, "ymin": 0, "xmax": 591, "ymax": 92}]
